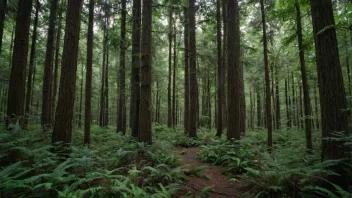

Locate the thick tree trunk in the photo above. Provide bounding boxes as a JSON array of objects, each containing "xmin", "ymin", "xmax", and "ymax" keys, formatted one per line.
[
  {"xmin": 130, "ymin": 0, "xmax": 141, "ymax": 138},
  {"xmin": 189, "ymin": 0, "xmax": 198, "ymax": 138},
  {"xmin": 139, "ymin": 0, "xmax": 152, "ymax": 144},
  {"xmin": 84, "ymin": 0, "xmax": 94, "ymax": 145},
  {"xmin": 52, "ymin": 0, "xmax": 83, "ymax": 143},
  {"xmin": 222, "ymin": 0, "xmax": 228, "ymax": 129},
  {"xmin": 310, "ymin": 0, "xmax": 349, "ymax": 187},
  {"xmin": 6, "ymin": 0, "xmax": 33, "ymax": 126},
  {"xmin": 117, "ymin": 0, "xmax": 127, "ymax": 134},
  {"xmin": 0, "ymin": 0, "xmax": 7, "ymax": 54},
  {"xmin": 184, "ymin": 4, "xmax": 190, "ymax": 135},
  {"xmin": 227, "ymin": 0, "xmax": 241, "ymax": 140},
  {"xmin": 168, "ymin": 10, "xmax": 173, "ymax": 128},
  {"xmin": 52, "ymin": 0, "xmax": 65, "ymax": 122},
  {"xmin": 260, "ymin": 0, "xmax": 273, "ymax": 149},
  {"xmin": 42, "ymin": 0, "xmax": 59, "ymax": 128},
  {"xmin": 216, "ymin": 0, "xmax": 223, "ymax": 137},
  {"xmin": 25, "ymin": 0, "xmax": 40, "ymax": 125}
]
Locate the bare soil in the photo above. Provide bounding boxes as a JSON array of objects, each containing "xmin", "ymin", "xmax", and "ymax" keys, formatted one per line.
[{"xmin": 176, "ymin": 147, "xmax": 248, "ymax": 198}]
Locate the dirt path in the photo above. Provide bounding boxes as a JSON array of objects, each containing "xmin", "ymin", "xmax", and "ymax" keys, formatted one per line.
[{"xmin": 176, "ymin": 147, "xmax": 246, "ymax": 198}]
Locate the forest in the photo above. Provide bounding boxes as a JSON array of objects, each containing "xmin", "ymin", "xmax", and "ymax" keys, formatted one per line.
[{"xmin": 0, "ymin": 0, "xmax": 352, "ymax": 197}]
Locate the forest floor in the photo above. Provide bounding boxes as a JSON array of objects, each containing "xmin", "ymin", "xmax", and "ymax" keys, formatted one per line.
[{"xmin": 176, "ymin": 147, "xmax": 247, "ymax": 198}]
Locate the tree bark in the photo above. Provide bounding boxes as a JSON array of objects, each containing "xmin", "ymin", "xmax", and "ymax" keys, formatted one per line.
[
  {"xmin": 260, "ymin": 0, "xmax": 273, "ymax": 149},
  {"xmin": 168, "ymin": 9, "xmax": 173, "ymax": 128},
  {"xmin": 42, "ymin": 0, "xmax": 59, "ymax": 128},
  {"xmin": 52, "ymin": 0, "xmax": 65, "ymax": 122},
  {"xmin": 78, "ymin": 63, "xmax": 83, "ymax": 128},
  {"xmin": 6, "ymin": 0, "xmax": 33, "ymax": 126},
  {"xmin": 216, "ymin": 0, "xmax": 223, "ymax": 137},
  {"xmin": 84, "ymin": 0, "xmax": 94, "ymax": 145},
  {"xmin": 99, "ymin": 25, "xmax": 107, "ymax": 127},
  {"xmin": 310, "ymin": 0, "xmax": 349, "ymax": 187},
  {"xmin": 139, "ymin": 0, "xmax": 152, "ymax": 144},
  {"xmin": 183, "ymin": 3, "xmax": 190, "ymax": 135},
  {"xmin": 130, "ymin": 0, "xmax": 141, "ymax": 138},
  {"xmin": 117, "ymin": 0, "xmax": 127, "ymax": 134},
  {"xmin": 172, "ymin": 18, "xmax": 177, "ymax": 126},
  {"xmin": 25, "ymin": 0, "xmax": 40, "ymax": 125},
  {"xmin": 188, "ymin": 0, "xmax": 198, "ymax": 138},
  {"xmin": 52, "ymin": 0, "xmax": 83, "ymax": 143},
  {"xmin": 275, "ymin": 68, "xmax": 281, "ymax": 129},
  {"xmin": 227, "ymin": 0, "xmax": 241, "ymax": 140}
]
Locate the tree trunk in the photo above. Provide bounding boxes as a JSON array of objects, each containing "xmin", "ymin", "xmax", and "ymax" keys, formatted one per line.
[
  {"xmin": 104, "ymin": 32, "xmax": 109, "ymax": 127},
  {"xmin": 314, "ymin": 79, "xmax": 319, "ymax": 129},
  {"xmin": 183, "ymin": 4, "xmax": 190, "ymax": 135},
  {"xmin": 189, "ymin": 0, "xmax": 198, "ymax": 138},
  {"xmin": 117, "ymin": 0, "xmax": 127, "ymax": 134},
  {"xmin": 42, "ymin": 0, "xmax": 59, "ymax": 129},
  {"xmin": 6, "ymin": 0, "xmax": 33, "ymax": 126},
  {"xmin": 0, "ymin": 0, "xmax": 7, "ymax": 54},
  {"xmin": 285, "ymin": 78, "xmax": 290, "ymax": 128},
  {"xmin": 99, "ymin": 25, "xmax": 107, "ymax": 127},
  {"xmin": 227, "ymin": 0, "xmax": 241, "ymax": 140},
  {"xmin": 291, "ymin": 73, "xmax": 296, "ymax": 127},
  {"xmin": 78, "ymin": 63, "xmax": 83, "ymax": 128},
  {"xmin": 260, "ymin": 0, "xmax": 273, "ymax": 149},
  {"xmin": 216, "ymin": 0, "xmax": 223, "ymax": 137},
  {"xmin": 256, "ymin": 86, "xmax": 261, "ymax": 127},
  {"xmin": 25, "ymin": 0, "xmax": 40, "ymax": 125},
  {"xmin": 275, "ymin": 68, "xmax": 281, "ymax": 129},
  {"xmin": 139, "ymin": 0, "xmax": 152, "ymax": 144},
  {"xmin": 52, "ymin": 0, "xmax": 83, "ymax": 143},
  {"xmin": 84, "ymin": 0, "xmax": 94, "ymax": 145},
  {"xmin": 168, "ymin": 9, "xmax": 173, "ymax": 128},
  {"xmin": 130, "ymin": 0, "xmax": 141, "ymax": 138},
  {"xmin": 52, "ymin": 0, "xmax": 65, "ymax": 122},
  {"xmin": 310, "ymin": 0, "xmax": 349, "ymax": 187},
  {"xmin": 172, "ymin": 20, "xmax": 177, "ymax": 126},
  {"xmin": 222, "ymin": 0, "xmax": 228, "ymax": 129}
]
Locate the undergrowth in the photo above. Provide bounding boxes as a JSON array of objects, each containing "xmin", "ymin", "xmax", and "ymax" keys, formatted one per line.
[
  {"xmin": 196, "ymin": 128, "xmax": 352, "ymax": 197},
  {"xmin": 0, "ymin": 123, "xmax": 184, "ymax": 197}
]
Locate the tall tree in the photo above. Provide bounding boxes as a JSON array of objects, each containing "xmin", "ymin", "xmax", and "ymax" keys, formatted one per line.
[
  {"xmin": 167, "ymin": 9, "xmax": 173, "ymax": 127},
  {"xmin": 42, "ymin": 0, "xmax": 59, "ymax": 128},
  {"xmin": 215, "ymin": 0, "xmax": 223, "ymax": 137},
  {"xmin": 183, "ymin": 3, "xmax": 190, "ymax": 135},
  {"xmin": 227, "ymin": 0, "xmax": 241, "ymax": 140},
  {"xmin": 310, "ymin": 0, "xmax": 349, "ymax": 187},
  {"xmin": 295, "ymin": 0, "xmax": 312, "ymax": 150},
  {"xmin": 52, "ymin": 0, "xmax": 65, "ymax": 120},
  {"xmin": 172, "ymin": 16, "xmax": 177, "ymax": 126},
  {"xmin": 25, "ymin": 0, "xmax": 40, "ymax": 125},
  {"xmin": 130, "ymin": 0, "xmax": 141, "ymax": 138},
  {"xmin": 52, "ymin": 0, "xmax": 83, "ymax": 143},
  {"xmin": 117, "ymin": 0, "xmax": 127, "ymax": 134},
  {"xmin": 260, "ymin": 0, "xmax": 273, "ymax": 149},
  {"xmin": 188, "ymin": 0, "xmax": 198, "ymax": 138},
  {"xmin": 139, "ymin": 0, "xmax": 152, "ymax": 144},
  {"xmin": 84, "ymin": 0, "xmax": 94, "ymax": 145},
  {"xmin": 6, "ymin": 0, "xmax": 33, "ymax": 126}
]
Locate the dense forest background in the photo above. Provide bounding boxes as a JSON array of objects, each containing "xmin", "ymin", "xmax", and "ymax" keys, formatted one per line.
[{"xmin": 0, "ymin": 0, "xmax": 352, "ymax": 197}]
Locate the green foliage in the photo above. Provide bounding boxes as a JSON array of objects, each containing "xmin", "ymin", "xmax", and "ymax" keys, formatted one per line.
[{"xmin": 0, "ymin": 126, "xmax": 184, "ymax": 197}]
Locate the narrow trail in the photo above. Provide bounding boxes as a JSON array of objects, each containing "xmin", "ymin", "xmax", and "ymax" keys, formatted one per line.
[{"xmin": 176, "ymin": 147, "xmax": 246, "ymax": 198}]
